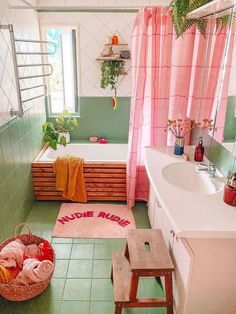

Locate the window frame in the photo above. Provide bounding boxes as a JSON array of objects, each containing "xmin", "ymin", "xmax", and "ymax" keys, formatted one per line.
[{"xmin": 40, "ymin": 23, "xmax": 81, "ymax": 117}]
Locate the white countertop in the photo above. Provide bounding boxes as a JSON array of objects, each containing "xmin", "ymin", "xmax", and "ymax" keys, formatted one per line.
[{"xmin": 144, "ymin": 146, "xmax": 236, "ymax": 239}]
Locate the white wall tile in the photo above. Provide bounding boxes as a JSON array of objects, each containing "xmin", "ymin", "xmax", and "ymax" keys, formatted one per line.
[
  {"xmin": 97, "ymin": 0, "xmax": 116, "ymax": 7},
  {"xmin": 39, "ymin": 11, "xmax": 136, "ymax": 96},
  {"xmin": 81, "ymin": 0, "xmax": 99, "ymax": 7},
  {"xmin": 64, "ymin": 0, "xmax": 82, "ymax": 6},
  {"xmin": 0, "ymin": 0, "xmax": 44, "ymax": 125}
]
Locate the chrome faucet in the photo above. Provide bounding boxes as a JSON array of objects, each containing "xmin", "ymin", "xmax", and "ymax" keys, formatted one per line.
[{"xmin": 196, "ymin": 162, "xmax": 216, "ymax": 178}]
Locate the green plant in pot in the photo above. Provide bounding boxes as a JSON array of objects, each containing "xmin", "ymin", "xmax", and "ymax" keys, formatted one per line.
[
  {"xmin": 100, "ymin": 60, "xmax": 125, "ymax": 109},
  {"xmin": 169, "ymin": 0, "xmax": 234, "ymax": 38},
  {"xmin": 42, "ymin": 109, "xmax": 78, "ymax": 150}
]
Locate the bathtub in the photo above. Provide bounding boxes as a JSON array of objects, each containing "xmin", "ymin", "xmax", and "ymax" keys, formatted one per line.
[
  {"xmin": 38, "ymin": 143, "xmax": 128, "ymax": 162},
  {"xmin": 32, "ymin": 143, "xmax": 128, "ymax": 201}
]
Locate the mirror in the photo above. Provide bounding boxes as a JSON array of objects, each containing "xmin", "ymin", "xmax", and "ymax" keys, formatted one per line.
[{"xmin": 188, "ymin": 5, "xmax": 236, "ymax": 157}]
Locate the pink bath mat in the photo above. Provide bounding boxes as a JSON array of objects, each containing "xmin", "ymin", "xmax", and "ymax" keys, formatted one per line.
[{"xmin": 52, "ymin": 203, "xmax": 136, "ymax": 238}]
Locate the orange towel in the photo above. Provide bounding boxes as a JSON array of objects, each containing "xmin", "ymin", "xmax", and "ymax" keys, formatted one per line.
[
  {"xmin": 53, "ymin": 157, "xmax": 68, "ymax": 191},
  {"xmin": 53, "ymin": 156, "xmax": 87, "ymax": 203}
]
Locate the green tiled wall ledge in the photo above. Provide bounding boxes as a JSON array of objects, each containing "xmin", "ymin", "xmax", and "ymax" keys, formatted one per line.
[{"xmin": 47, "ymin": 97, "xmax": 130, "ymax": 142}]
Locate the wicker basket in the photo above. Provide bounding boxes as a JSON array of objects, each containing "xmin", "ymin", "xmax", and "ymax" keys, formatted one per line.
[{"xmin": 0, "ymin": 223, "xmax": 55, "ymax": 301}]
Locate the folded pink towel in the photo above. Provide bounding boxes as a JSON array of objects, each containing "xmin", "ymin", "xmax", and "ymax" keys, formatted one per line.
[
  {"xmin": 0, "ymin": 239, "xmax": 25, "ymax": 268},
  {"xmin": 24, "ymin": 244, "xmax": 40, "ymax": 258},
  {"xmin": 15, "ymin": 258, "xmax": 54, "ymax": 285}
]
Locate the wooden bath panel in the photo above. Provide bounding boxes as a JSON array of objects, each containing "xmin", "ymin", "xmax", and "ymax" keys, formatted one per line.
[{"xmin": 32, "ymin": 148, "xmax": 127, "ymax": 201}]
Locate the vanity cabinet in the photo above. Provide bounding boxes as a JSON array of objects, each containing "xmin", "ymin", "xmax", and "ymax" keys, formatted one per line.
[
  {"xmin": 148, "ymin": 185, "xmax": 191, "ymax": 314},
  {"xmin": 148, "ymin": 184, "xmax": 236, "ymax": 314}
]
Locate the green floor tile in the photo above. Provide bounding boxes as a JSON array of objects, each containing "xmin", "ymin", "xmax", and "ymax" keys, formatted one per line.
[
  {"xmin": 123, "ymin": 308, "xmax": 150, "ymax": 314},
  {"xmin": 53, "ymin": 260, "xmax": 69, "ymax": 278},
  {"xmin": 73, "ymin": 238, "xmax": 95, "ymax": 244},
  {"xmin": 0, "ymin": 201, "xmax": 153, "ymax": 314},
  {"xmin": 90, "ymin": 301, "xmax": 114, "ymax": 314},
  {"xmin": 115, "ymin": 238, "xmax": 126, "ymax": 252},
  {"xmin": 52, "ymin": 244, "xmax": 72, "ymax": 259},
  {"xmin": 30, "ymin": 300, "xmax": 62, "ymax": 314},
  {"xmin": 67, "ymin": 259, "xmax": 93, "ymax": 278},
  {"xmin": 61, "ymin": 301, "xmax": 90, "ymax": 314},
  {"xmin": 94, "ymin": 243, "xmax": 116, "ymax": 259},
  {"xmin": 45, "ymin": 278, "xmax": 65, "ymax": 301},
  {"xmin": 136, "ymin": 278, "xmax": 146, "ymax": 298},
  {"xmin": 92, "ymin": 259, "xmax": 112, "ymax": 278},
  {"xmin": 133, "ymin": 202, "xmax": 151, "ymax": 229},
  {"xmin": 94, "ymin": 239, "xmax": 116, "ymax": 244},
  {"xmin": 63, "ymin": 279, "xmax": 91, "ymax": 300},
  {"xmin": 52, "ymin": 237, "xmax": 73, "ymax": 244},
  {"xmin": 70, "ymin": 244, "xmax": 94, "ymax": 259},
  {"xmin": 91, "ymin": 279, "xmax": 114, "ymax": 301},
  {"xmin": 149, "ymin": 307, "xmax": 166, "ymax": 314},
  {"xmin": 0, "ymin": 298, "xmax": 32, "ymax": 314},
  {"xmin": 144, "ymin": 277, "xmax": 164, "ymax": 298}
]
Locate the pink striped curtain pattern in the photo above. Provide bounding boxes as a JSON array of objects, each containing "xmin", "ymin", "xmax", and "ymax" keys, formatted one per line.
[{"xmin": 126, "ymin": 7, "xmax": 234, "ymax": 208}]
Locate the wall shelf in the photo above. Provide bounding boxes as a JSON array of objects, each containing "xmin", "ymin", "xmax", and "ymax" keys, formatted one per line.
[
  {"xmin": 104, "ymin": 43, "xmax": 128, "ymax": 46},
  {"xmin": 95, "ymin": 57, "xmax": 130, "ymax": 61},
  {"xmin": 187, "ymin": 0, "xmax": 235, "ymax": 19}
]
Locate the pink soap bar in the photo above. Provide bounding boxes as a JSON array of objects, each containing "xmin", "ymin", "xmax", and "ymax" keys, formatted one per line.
[{"xmin": 98, "ymin": 138, "xmax": 108, "ymax": 144}]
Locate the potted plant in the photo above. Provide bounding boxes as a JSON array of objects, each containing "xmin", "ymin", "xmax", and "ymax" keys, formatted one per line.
[
  {"xmin": 42, "ymin": 109, "xmax": 78, "ymax": 150},
  {"xmin": 169, "ymin": 0, "xmax": 232, "ymax": 38},
  {"xmin": 100, "ymin": 60, "xmax": 125, "ymax": 109}
]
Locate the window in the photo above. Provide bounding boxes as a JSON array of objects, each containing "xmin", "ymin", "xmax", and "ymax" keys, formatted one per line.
[{"xmin": 42, "ymin": 26, "xmax": 79, "ymax": 115}]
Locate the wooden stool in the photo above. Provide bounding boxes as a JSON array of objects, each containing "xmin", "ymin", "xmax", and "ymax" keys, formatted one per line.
[{"xmin": 111, "ymin": 229, "xmax": 174, "ymax": 314}]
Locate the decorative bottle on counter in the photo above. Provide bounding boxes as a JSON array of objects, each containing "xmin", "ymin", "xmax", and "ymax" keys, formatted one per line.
[
  {"xmin": 223, "ymin": 173, "xmax": 236, "ymax": 206},
  {"xmin": 194, "ymin": 137, "xmax": 204, "ymax": 162}
]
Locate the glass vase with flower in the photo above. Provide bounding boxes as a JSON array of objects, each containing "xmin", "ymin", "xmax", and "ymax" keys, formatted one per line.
[
  {"xmin": 166, "ymin": 119, "xmax": 195, "ymax": 155},
  {"xmin": 166, "ymin": 118, "xmax": 215, "ymax": 156}
]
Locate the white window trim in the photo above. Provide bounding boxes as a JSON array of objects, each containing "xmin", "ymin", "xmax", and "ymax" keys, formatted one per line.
[{"xmin": 40, "ymin": 23, "xmax": 81, "ymax": 116}]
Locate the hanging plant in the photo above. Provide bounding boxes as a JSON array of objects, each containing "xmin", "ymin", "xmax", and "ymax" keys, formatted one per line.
[
  {"xmin": 169, "ymin": 0, "xmax": 234, "ymax": 38},
  {"xmin": 100, "ymin": 60, "xmax": 125, "ymax": 110}
]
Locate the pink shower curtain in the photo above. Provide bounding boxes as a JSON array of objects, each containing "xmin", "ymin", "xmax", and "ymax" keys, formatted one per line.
[{"xmin": 126, "ymin": 7, "xmax": 234, "ymax": 208}]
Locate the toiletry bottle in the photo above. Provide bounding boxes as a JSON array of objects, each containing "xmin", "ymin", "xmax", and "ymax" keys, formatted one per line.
[
  {"xmin": 194, "ymin": 137, "xmax": 204, "ymax": 162},
  {"xmin": 112, "ymin": 35, "xmax": 118, "ymax": 45},
  {"xmin": 223, "ymin": 173, "xmax": 236, "ymax": 206}
]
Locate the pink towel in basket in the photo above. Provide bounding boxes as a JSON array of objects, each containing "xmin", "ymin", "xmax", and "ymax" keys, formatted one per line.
[
  {"xmin": 0, "ymin": 239, "xmax": 25, "ymax": 268},
  {"xmin": 15, "ymin": 258, "xmax": 54, "ymax": 285}
]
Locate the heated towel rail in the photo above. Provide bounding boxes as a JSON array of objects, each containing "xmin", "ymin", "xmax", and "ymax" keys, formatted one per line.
[{"xmin": 0, "ymin": 24, "xmax": 55, "ymax": 119}]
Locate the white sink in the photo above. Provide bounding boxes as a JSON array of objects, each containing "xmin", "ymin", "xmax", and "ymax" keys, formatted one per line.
[{"xmin": 162, "ymin": 162, "xmax": 224, "ymax": 194}]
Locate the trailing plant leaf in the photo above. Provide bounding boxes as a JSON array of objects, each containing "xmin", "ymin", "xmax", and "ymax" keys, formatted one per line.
[
  {"xmin": 100, "ymin": 60, "xmax": 125, "ymax": 90},
  {"xmin": 215, "ymin": 14, "xmax": 236, "ymax": 32},
  {"xmin": 59, "ymin": 136, "xmax": 67, "ymax": 146},
  {"xmin": 196, "ymin": 19, "xmax": 208, "ymax": 37},
  {"xmin": 169, "ymin": 0, "xmax": 231, "ymax": 38}
]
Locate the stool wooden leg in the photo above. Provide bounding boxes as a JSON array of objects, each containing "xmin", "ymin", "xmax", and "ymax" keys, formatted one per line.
[
  {"xmin": 115, "ymin": 303, "xmax": 122, "ymax": 314},
  {"xmin": 129, "ymin": 272, "xmax": 139, "ymax": 301},
  {"xmin": 165, "ymin": 272, "xmax": 173, "ymax": 314}
]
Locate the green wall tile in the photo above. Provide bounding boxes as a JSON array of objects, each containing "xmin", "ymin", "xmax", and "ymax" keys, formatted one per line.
[
  {"xmin": 191, "ymin": 127, "xmax": 236, "ymax": 177},
  {"xmin": 48, "ymin": 96, "xmax": 130, "ymax": 142},
  {"xmin": 224, "ymin": 96, "xmax": 236, "ymax": 141},
  {"xmin": 0, "ymin": 106, "xmax": 46, "ymax": 242}
]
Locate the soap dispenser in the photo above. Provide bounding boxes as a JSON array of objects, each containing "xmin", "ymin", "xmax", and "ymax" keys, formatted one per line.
[
  {"xmin": 223, "ymin": 173, "xmax": 236, "ymax": 206},
  {"xmin": 194, "ymin": 137, "xmax": 204, "ymax": 162}
]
